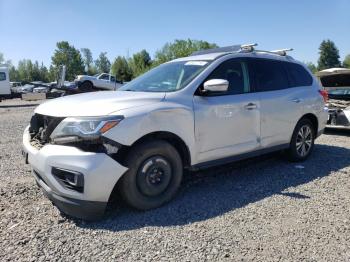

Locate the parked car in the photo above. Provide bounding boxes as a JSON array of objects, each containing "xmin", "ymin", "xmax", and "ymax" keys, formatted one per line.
[
  {"xmin": 22, "ymin": 44, "xmax": 328, "ymax": 220},
  {"xmin": 16, "ymin": 84, "xmax": 35, "ymax": 94},
  {"xmin": 74, "ymin": 73, "xmax": 123, "ymax": 91},
  {"xmin": 10, "ymin": 81, "xmax": 23, "ymax": 92},
  {"xmin": 33, "ymin": 86, "xmax": 50, "ymax": 93},
  {"xmin": 0, "ymin": 67, "xmax": 11, "ymax": 100},
  {"xmin": 316, "ymin": 68, "xmax": 350, "ymax": 129}
]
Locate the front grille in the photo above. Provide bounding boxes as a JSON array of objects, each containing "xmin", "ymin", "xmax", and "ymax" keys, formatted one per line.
[{"xmin": 29, "ymin": 114, "xmax": 64, "ymax": 148}]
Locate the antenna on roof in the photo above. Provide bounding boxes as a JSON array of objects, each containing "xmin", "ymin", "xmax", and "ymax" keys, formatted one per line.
[
  {"xmin": 270, "ymin": 48, "xmax": 293, "ymax": 56},
  {"xmin": 240, "ymin": 43, "xmax": 258, "ymax": 52}
]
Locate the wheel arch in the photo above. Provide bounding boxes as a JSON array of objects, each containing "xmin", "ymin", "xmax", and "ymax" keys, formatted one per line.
[
  {"xmin": 116, "ymin": 131, "xmax": 191, "ymax": 169},
  {"xmin": 108, "ymin": 131, "xmax": 190, "ymax": 205},
  {"xmin": 299, "ymin": 113, "xmax": 318, "ymax": 136}
]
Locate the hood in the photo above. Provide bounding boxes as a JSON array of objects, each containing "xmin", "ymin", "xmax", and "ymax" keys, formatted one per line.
[
  {"xmin": 35, "ymin": 91, "xmax": 165, "ymax": 117},
  {"xmin": 76, "ymin": 75, "xmax": 95, "ymax": 81}
]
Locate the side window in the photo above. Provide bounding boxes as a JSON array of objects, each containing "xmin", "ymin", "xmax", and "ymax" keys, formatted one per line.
[
  {"xmin": 286, "ymin": 63, "xmax": 313, "ymax": 87},
  {"xmin": 110, "ymin": 76, "xmax": 116, "ymax": 82},
  {"xmin": 99, "ymin": 74, "xmax": 109, "ymax": 80},
  {"xmin": 253, "ymin": 59, "xmax": 289, "ymax": 92},
  {"xmin": 205, "ymin": 59, "xmax": 249, "ymax": 95},
  {"xmin": 0, "ymin": 72, "xmax": 6, "ymax": 81}
]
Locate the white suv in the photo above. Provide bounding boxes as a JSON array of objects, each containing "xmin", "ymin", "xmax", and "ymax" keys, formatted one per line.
[{"xmin": 23, "ymin": 44, "xmax": 328, "ymax": 220}]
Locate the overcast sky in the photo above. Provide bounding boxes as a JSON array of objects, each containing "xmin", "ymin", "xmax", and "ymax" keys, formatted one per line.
[{"xmin": 1, "ymin": 0, "xmax": 349, "ymax": 67}]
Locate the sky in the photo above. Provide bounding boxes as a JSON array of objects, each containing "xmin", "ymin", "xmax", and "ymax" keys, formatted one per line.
[{"xmin": 0, "ymin": 0, "xmax": 349, "ymax": 67}]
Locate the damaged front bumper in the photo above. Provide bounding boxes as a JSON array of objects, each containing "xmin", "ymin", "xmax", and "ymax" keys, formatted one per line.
[{"xmin": 22, "ymin": 126, "xmax": 128, "ymax": 220}]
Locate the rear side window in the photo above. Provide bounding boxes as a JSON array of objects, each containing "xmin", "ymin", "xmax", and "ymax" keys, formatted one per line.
[
  {"xmin": 286, "ymin": 63, "xmax": 313, "ymax": 87},
  {"xmin": 253, "ymin": 60, "xmax": 289, "ymax": 92},
  {"xmin": 0, "ymin": 72, "xmax": 6, "ymax": 81}
]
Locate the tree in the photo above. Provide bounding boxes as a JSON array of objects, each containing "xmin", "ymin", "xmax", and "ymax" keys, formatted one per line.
[
  {"xmin": 9, "ymin": 66, "xmax": 19, "ymax": 81},
  {"xmin": 111, "ymin": 56, "xmax": 132, "ymax": 82},
  {"xmin": 39, "ymin": 62, "xmax": 49, "ymax": 82},
  {"xmin": 129, "ymin": 49, "xmax": 151, "ymax": 77},
  {"xmin": 317, "ymin": 40, "xmax": 341, "ymax": 70},
  {"xmin": 343, "ymin": 54, "xmax": 350, "ymax": 69},
  {"xmin": 51, "ymin": 41, "xmax": 84, "ymax": 81},
  {"xmin": 154, "ymin": 39, "xmax": 218, "ymax": 65},
  {"xmin": 306, "ymin": 62, "xmax": 317, "ymax": 74},
  {"xmin": 81, "ymin": 48, "xmax": 95, "ymax": 74},
  {"xmin": 95, "ymin": 52, "xmax": 111, "ymax": 73},
  {"xmin": 0, "ymin": 52, "xmax": 4, "ymax": 64}
]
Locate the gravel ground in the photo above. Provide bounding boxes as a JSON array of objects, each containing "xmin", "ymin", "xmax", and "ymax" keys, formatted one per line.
[{"xmin": 1, "ymin": 98, "xmax": 350, "ymax": 261}]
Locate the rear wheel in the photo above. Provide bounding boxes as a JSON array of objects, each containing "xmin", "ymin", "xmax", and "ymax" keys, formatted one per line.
[
  {"xmin": 119, "ymin": 140, "xmax": 183, "ymax": 210},
  {"xmin": 287, "ymin": 118, "xmax": 315, "ymax": 162}
]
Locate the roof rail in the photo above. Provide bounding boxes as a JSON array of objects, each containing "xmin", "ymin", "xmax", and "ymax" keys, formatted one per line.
[
  {"xmin": 190, "ymin": 43, "xmax": 294, "ymax": 57},
  {"xmin": 191, "ymin": 45, "xmax": 241, "ymax": 56},
  {"xmin": 269, "ymin": 48, "xmax": 293, "ymax": 56}
]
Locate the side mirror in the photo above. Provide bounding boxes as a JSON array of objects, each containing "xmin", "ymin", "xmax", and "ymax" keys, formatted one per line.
[{"xmin": 203, "ymin": 79, "xmax": 229, "ymax": 92}]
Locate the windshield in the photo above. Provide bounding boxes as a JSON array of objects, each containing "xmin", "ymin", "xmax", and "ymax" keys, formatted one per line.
[{"xmin": 119, "ymin": 61, "xmax": 210, "ymax": 92}]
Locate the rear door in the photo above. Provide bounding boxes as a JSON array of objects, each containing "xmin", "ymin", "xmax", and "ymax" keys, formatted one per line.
[
  {"xmin": 250, "ymin": 59, "xmax": 304, "ymax": 148},
  {"xmin": 193, "ymin": 58, "xmax": 261, "ymax": 163}
]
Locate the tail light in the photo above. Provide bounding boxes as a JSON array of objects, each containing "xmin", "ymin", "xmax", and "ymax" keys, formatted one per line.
[{"xmin": 318, "ymin": 90, "xmax": 328, "ymax": 103}]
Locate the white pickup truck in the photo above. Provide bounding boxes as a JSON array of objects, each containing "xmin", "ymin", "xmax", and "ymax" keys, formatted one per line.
[
  {"xmin": 74, "ymin": 73, "xmax": 123, "ymax": 91},
  {"xmin": 0, "ymin": 67, "xmax": 11, "ymax": 101}
]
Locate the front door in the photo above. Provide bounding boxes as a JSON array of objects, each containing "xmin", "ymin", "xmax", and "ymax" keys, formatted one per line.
[{"xmin": 193, "ymin": 59, "xmax": 261, "ymax": 163}]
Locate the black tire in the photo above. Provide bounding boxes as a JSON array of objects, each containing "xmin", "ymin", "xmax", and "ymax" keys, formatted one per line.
[
  {"xmin": 287, "ymin": 118, "xmax": 315, "ymax": 162},
  {"xmin": 79, "ymin": 81, "xmax": 93, "ymax": 92},
  {"xmin": 119, "ymin": 140, "xmax": 183, "ymax": 210}
]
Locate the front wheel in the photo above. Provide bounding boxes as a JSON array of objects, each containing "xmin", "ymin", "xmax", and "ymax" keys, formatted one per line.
[
  {"xmin": 79, "ymin": 81, "xmax": 93, "ymax": 92},
  {"xmin": 287, "ymin": 118, "xmax": 315, "ymax": 162},
  {"xmin": 119, "ymin": 140, "xmax": 183, "ymax": 210}
]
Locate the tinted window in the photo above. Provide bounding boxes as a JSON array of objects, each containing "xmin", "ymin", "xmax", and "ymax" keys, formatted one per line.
[
  {"xmin": 253, "ymin": 60, "xmax": 288, "ymax": 92},
  {"xmin": 0, "ymin": 72, "xmax": 6, "ymax": 81},
  {"xmin": 320, "ymin": 74, "xmax": 350, "ymax": 87},
  {"xmin": 286, "ymin": 63, "xmax": 313, "ymax": 87},
  {"xmin": 99, "ymin": 74, "xmax": 109, "ymax": 80},
  {"xmin": 205, "ymin": 60, "xmax": 249, "ymax": 95}
]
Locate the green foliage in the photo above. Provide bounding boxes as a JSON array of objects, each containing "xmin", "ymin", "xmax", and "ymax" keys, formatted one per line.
[
  {"xmin": 343, "ymin": 54, "xmax": 350, "ymax": 69},
  {"xmin": 305, "ymin": 62, "xmax": 317, "ymax": 74},
  {"xmin": 9, "ymin": 59, "xmax": 50, "ymax": 82},
  {"xmin": 51, "ymin": 41, "xmax": 84, "ymax": 81},
  {"xmin": 317, "ymin": 40, "xmax": 341, "ymax": 70},
  {"xmin": 80, "ymin": 48, "xmax": 95, "ymax": 74},
  {"xmin": 128, "ymin": 49, "xmax": 151, "ymax": 77},
  {"xmin": 154, "ymin": 39, "xmax": 218, "ymax": 66},
  {"xmin": 111, "ymin": 56, "xmax": 132, "ymax": 82},
  {"xmin": 95, "ymin": 52, "xmax": 111, "ymax": 73},
  {"xmin": 9, "ymin": 66, "xmax": 19, "ymax": 81}
]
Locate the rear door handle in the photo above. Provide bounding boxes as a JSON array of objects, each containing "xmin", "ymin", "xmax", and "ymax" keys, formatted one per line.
[
  {"xmin": 244, "ymin": 103, "xmax": 257, "ymax": 110},
  {"xmin": 291, "ymin": 98, "xmax": 302, "ymax": 103}
]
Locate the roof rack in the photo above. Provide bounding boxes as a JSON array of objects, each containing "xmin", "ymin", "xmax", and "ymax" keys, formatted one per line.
[
  {"xmin": 190, "ymin": 43, "xmax": 294, "ymax": 57},
  {"xmin": 240, "ymin": 43, "xmax": 258, "ymax": 52},
  {"xmin": 191, "ymin": 45, "xmax": 241, "ymax": 56},
  {"xmin": 269, "ymin": 48, "xmax": 294, "ymax": 56}
]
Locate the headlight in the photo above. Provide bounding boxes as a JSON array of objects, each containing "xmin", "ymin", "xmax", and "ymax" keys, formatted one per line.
[{"xmin": 50, "ymin": 116, "xmax": 123, "ymax": 144}]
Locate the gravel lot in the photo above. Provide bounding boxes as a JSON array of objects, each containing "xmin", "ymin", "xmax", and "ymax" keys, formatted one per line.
[{"xmin": 1, "ymin": 98, "xmax": 350, "ymax": 261}]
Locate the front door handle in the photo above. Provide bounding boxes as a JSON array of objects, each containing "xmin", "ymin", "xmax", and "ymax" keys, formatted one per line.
[
  {"xmin": 291, "ymin": 98, "xmax": 302, "ymax": 103},
  {"xmin": 244, "ymin": 103, "xmax": 257, "ymax": 110}
]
